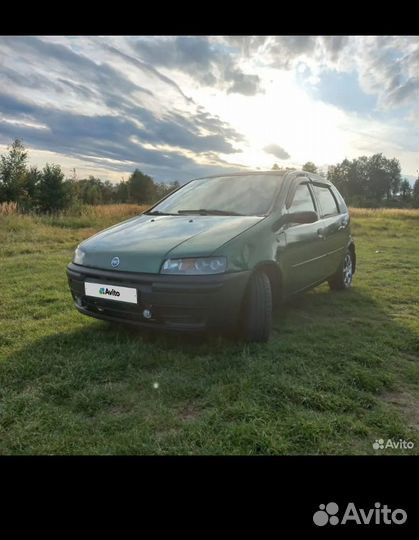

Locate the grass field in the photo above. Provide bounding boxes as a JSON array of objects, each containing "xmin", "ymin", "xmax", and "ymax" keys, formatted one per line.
[{"xmin": 0, "ymin": 205, "xmax": 418, "ymax": 455}]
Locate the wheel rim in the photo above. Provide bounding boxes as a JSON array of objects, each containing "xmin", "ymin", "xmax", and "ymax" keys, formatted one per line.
[{"xmin": 343, "ymin": 253, "xmax": 352, "ymax": 287}]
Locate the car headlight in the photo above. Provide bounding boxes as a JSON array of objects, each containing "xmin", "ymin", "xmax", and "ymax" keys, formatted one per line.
[
  {"xmin": 161, "ymin": 256, "xmax": 227, "ymax": 275},
  {"xmin": 73, "ymin": 246, "xmax": 85, "ymax": 265}
]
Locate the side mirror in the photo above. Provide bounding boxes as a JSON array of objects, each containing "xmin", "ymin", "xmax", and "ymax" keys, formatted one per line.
[
  {"xmin": 283, "ymin": 210, "xmax": 318, "ymax": 224},
  {"xmin": 271, "ymin": 210, "xmax": 318, "ymax": 232}
]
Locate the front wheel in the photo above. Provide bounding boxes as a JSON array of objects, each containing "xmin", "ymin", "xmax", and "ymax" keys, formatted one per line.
[
  {"xmin": 328, "ymin": 250, "xmax": 354, "ymax": 290},
  {"xmin": 241, "ymin": 271, "xmax": 272, "ymax": 342}
]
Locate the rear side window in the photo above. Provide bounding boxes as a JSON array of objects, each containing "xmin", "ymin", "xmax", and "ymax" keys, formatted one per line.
[
  {"xmin": 313, "ymin": 185, "xmax": 339, "ymax": 217},
  {"xmin": 330, "ymin": 185, "xmax": 348, "ymax": 213},
  {"xmin": 289, "ymin": 183, "xmax": 317, "ymax": 213}
]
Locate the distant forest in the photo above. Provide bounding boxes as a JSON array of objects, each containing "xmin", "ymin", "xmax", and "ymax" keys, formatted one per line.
[{"xmin": 1, "ymin": 139, "xmax": 418, "ymax": 214}]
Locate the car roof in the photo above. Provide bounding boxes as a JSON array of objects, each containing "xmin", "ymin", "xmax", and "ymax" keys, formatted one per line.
[{"xmin": 192, "ymin": 170, "xmax": 331, "ymax": 185}]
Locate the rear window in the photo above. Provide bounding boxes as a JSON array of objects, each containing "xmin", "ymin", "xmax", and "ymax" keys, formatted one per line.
[{"xmin": 313, "ymin": 185, "xmax": 339, "ymax": 217}]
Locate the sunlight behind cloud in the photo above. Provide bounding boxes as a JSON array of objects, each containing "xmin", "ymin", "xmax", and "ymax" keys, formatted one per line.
[{"xmin": 191, "ymin": 68, "xmax": 348, "ymax": 169}]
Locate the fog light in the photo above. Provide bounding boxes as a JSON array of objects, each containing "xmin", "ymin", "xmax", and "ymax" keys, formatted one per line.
[
  {"xmin": 143, "ymin": 309, "xmax": 152, "ymax": 319},
  {"xmin": 74, "ymin": 295, "xmax": 83, "ymax": 307}
]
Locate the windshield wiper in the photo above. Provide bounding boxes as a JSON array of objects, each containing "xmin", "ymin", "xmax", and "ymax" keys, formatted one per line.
[
  {"xmin": 177, "ymin": 209, "xmax": 243, "ymax": 216},
  {"xmin": 145, "ymin": 210, "xmax": 177, "ymax": 216}
]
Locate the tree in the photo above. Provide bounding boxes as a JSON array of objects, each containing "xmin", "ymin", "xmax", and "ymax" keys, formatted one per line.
[
  {"xmin": 365, "ymin": 153, "xmax": 401, "ymax": 204},
  {"xmin": 155, "ymin": 180, "xmax": 180, "ymax": 200},
  {"xmin": 127, "ymin": 169, "xmax": 157, "ymax": 204},
  {"xmin": 302, "ymin": 161, "xmax": 318, "ymax": 174},
  {"xmin": 172, "ymin": 180, "xmax": 180, "ymax": 192},
  {"xmin": 0, "ymin": 138, "xmax": 28, "ymax": 204},
  {"xmin": 328, "ymin": 154, "xmax": 403, "ymax": 207},
  {"xmin": 387, "ymin": 158, "xmax": 402, "ymax": 200},
  {"xmin": 76, "ymin": 176, "xmax": 104, "ymax": 205},
  {"xmin": 272, "ymin": 164, "xmax": 296, "ymax": 173},
  {"xmin": 20, "ymin": 166, "xmax": 42, "ymax": 212},
  {"xmin": 38, "ymin": 163, "xmax": 70, "ymax": 212},
  {"xmin": 412, "ymin": 178, "xmax": 419, "ymax": 209},
  {"xmin": 399, "ymin": 179, "xmax": 412, "ymax": 202},
  {"xmin": 328, "ymin": 158, "xmax": 366, "ymax": 204},
  {"xmin": 115, "ymin": 179, "xmax": 129, "ymax": 203},
  {"xmin": 101, "ymin": 180, "xmax": 116, "ymax": 203}
]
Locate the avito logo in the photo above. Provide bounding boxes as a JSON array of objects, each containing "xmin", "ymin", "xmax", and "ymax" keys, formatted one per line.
[
  {"xmin": 99, "ymin": 287, "xmax": 120, "ymax": 297},
  {"xmin": 373, "ymin": 438, "xmax": 414, "ymax": 450},
  {"xmin": 313, "ymin": 502, "xmax": 407, "ymax": 526}
]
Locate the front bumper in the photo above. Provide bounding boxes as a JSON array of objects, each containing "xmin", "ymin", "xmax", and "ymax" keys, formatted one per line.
[{"xmin": 67, "ymin": 263, "xmax": 251, "ymax": 332}]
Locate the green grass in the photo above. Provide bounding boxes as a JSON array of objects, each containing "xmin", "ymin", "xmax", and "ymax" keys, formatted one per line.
[{"xmin": 0, "ymin": 207, "xmax": 418, "ymax": 455}]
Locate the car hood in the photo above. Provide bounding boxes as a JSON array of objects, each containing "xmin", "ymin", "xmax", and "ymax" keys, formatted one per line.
[{"xmin": 77, "ymin": 213, "xmax": 264, "ymax": 273}]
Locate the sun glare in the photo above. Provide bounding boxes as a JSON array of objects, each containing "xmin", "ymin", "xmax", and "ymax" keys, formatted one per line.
[{"xmin": 189, "ymin": 68, "xmax": 354, "ymax": 170}]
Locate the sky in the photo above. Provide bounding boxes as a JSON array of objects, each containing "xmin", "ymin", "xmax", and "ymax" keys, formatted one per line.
[{"xmin": 0, "ymin": 35, "xmax": 418, "ymax": 184}]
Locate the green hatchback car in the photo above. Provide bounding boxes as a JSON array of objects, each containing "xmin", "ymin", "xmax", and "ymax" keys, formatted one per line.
[{"xmin": 67, "ymin": 170, "xmax": 356, "ymax": 341}]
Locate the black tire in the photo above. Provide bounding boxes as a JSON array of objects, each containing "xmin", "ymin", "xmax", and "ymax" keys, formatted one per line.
[
  {"xmin": 328, "ymin": 249, "xmax": 354, "ymax": 290},
  {"xmin": 241, "ymin": 271, "xmax": 272, "ymax": 342}
]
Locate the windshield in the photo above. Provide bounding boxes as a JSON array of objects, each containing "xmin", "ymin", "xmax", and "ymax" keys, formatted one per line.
[{"xmin": 148, "ymin": 174, "xmax": 283, "ymax": 216}]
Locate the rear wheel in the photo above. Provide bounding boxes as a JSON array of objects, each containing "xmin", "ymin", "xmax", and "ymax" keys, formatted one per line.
[
  {"xmin": 328, "ymin": 250, "xmax": 353, "ymax": 290},
  {"xmin": 241, "ymin": 271, "xmax": 272, "ymax": 342}
]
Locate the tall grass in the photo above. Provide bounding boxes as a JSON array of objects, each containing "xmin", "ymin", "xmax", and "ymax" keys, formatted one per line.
[
  {"xmin": 65, "ymin": 203, "xmax": 149, "ymax": 219},
  {"xmin": 0, "ymin": 202, "xmax": 18, "ymax": 215},
  {"xmin": 349, "ymin": 207, "xmax": 419, "ymax": 219},
  {"xmin": 0, "ymin": 203, "xmax": 149, "ymax": 231},
  {"xmin": 2, "ymin": 203, "xmax": 418, "ymax": 219},
  {"xmin": 0, "ymin": 202, "xmax": 148, "ymax": 217}
]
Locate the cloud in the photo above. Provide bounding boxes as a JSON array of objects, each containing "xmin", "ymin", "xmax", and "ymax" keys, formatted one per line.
[
  {"xmin": 224, "ymin": 36, "xmax": 269, "ymax": 56},
  {"xmin": 225, "ymin": 35, "xmax": 419, "ymax": 111},
  {"xmin": 99, "ymin": 41, "xmax": 193, "ymax": 102},
  {"xmin": 225, "ymin": 68, "xmax": 261, "ymax": 96},
  {"xmin": 384, "ymin": 76, "xmax": 418, "ymax": 107},
  {"xmin": 0, "ymin": 36, "xmax": 140, "ymax": 99},
  {"xmin": 319, "ymin": 36, "xmax": 350, "ymax": 62},
  {"xmin": 0, "ymin": 92, "xmax": 244, "ymax": 175},
  {"xmin": 268, "ymin": 36, "xmax": 317, "ymax": 69},
  {"xmin": 355, "ymin": 38, "xmax": 419, "ymax": 109},
  {"xmin": 263, "ymin": 144, "xmax": 290, "ymax": 160},
  {"xmin": 0, "ymin": 36, "xmax": 249, "ymax": 180},
  {"xmin": 131, "ymin": 36, "xmax": 263, "ymax": 96},
  {"xmin": 132, "ymin": 36, "xmax": 216, "ymax": 86}
]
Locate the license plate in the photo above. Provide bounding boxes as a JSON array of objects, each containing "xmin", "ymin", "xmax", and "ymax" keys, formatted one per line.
[{"xmin": 85, "ymin": 282, "xmax": 138, "ymax": 304}]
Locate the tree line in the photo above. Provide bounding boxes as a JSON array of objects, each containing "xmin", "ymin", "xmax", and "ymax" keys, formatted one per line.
[
  {"xmin": 273, "ymin": 158, "xmax": 419, "ymax": 208},
  {"xmin": 326, "ymin": 155, "xmax": 418, "ymax": 208},
  {"xmin": 0, "ymin": 139, "xmax": 179, "ymax": 213},
  {"xmin": 1, "ymin": 138, "xmax": 418, "ymax": 213}
]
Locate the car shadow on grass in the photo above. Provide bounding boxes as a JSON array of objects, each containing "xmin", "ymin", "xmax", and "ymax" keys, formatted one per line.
[{"xmin": 2, "ymin": 286, "xmax": 418, "ymax": 455}]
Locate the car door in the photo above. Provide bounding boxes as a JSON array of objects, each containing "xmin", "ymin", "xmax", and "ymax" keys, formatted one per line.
[
  {"xmin": 276, "ymin": 178, "xmax": 325, "ymax": 294},
  {"xmin": 310, "ymin": 181, "xmax": 348, "ymax": 279}
]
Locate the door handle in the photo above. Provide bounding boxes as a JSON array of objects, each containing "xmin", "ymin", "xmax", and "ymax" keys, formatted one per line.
[
  {"xmin": 338, "ymin": 219, "xmax": 348, "ymax": 230},
  {"xmin": 317, "ymin": 228, "xmax": 325, "ymax": 239}
]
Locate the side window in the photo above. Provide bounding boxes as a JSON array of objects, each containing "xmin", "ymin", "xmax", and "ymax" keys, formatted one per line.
[
  {"xmin": 330, "ymin": 185, "xmax": 348, "ymax": 213},
  {"xmin": 313, "ymin": 185, "xmax": 339, "ymax": 217},
  {"xmin": 288, "ymin": 183, "xmax": 317, "ymax": 214}
]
